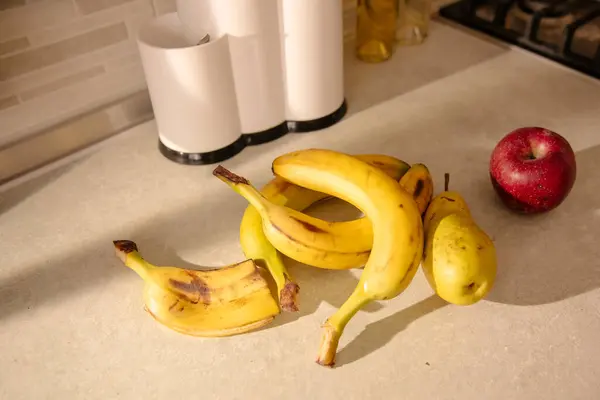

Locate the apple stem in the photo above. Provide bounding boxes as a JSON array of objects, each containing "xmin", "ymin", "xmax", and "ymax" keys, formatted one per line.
[{"xmin": 444, "ymin": 173, "xmax": 450, "ymax": 192}]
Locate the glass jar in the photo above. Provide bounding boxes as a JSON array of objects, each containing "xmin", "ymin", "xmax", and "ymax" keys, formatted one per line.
[
  {"xmin": 396, "ymin": 0, "xmax": 432, "ymax": 46},
  {"xmin": 356, "ymin": 0, "xmax": 399, "ymax": 63}
]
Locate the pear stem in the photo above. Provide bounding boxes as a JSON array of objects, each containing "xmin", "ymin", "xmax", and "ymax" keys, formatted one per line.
[{"xmin": 444, "ymin": 173, "xmax": 450, "ymax": 192}]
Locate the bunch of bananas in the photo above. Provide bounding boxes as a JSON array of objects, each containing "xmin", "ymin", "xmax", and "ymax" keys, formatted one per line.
[{"xmin": 113, "ymin": 149, "xmax": 496, "ymax": 368}]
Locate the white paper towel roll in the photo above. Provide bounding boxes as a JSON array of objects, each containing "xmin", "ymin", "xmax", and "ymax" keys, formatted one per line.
[
  {"xmin": 280, "ymin": 0, "xmax": 345, "ymax": 122},
  {"xmin": 137, "ymin": 13, "xmax": 242, "ymax": 154},
  {"xmin": 177, "ymin": 0, "xmax": 286, "ymax": 135}
]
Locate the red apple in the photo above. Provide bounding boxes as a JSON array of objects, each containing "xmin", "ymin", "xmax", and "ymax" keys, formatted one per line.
[{"xmin": 489, "ymin": 127, "xmax": 576, "ymax": 214}]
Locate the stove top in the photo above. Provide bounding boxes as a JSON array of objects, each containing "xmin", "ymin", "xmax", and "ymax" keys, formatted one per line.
[{"xmin": 439, "ymin": 0, "xmax": 600, "ymax": 79}]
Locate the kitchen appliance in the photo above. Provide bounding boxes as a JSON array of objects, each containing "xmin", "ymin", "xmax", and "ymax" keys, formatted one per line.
[{"xmin": 439, "ymin": 0, "xmax": 600, "ymax": 79}]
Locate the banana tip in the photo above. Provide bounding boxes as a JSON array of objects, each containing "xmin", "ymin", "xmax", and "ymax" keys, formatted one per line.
[
  {"xmin": 212, "ymin": 165, "xmax": 249, "ymax": 185},
  {"xmin": 315, "ymin": 358, "xmax": 335, "ymax": 368},
  {"xmin": 113, "ymin": 240, "xmax": 138, "ymax": 263},
  {"xmin": 280, "ymin": 281, "xmax": 300, "ymax": 313}
]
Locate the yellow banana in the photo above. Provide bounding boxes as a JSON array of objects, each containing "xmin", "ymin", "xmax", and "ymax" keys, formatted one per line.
[
  {"xmin": 214, "ymin": 149, "xmax": 423, "ymax": 367},
  {"xmin": 422, "ymin": 174, "xmax": 497, "ymax": 305},
  {"xmin": 398, "ymin": 163, "xmax": 434, "ymax": 216},
  {"xmin": 113, "ymin": 240, "xmax": 280, "ymax": 337},
  {"xmin": 241, "ymin": 162, "xmax": 432, "ymax": 271},
  {"xmin": 271, "ymin": 149, "xmax": 423, "ymax": 367},
  {"xmin": 240, "ymin": 154, "xmax": 410, "ymax": 311}
]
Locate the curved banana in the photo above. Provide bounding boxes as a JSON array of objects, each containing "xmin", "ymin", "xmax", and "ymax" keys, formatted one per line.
[
  {"xmin": 240, "ymin": 155, "xmax": 410, "ymax": 311},
  {"xmin": 271, "ymin": 149, "xmax": 423, "ymax": 367},
  {"xmin": 398, "ymin": 163, "xmax": 434, "ymax": 216},
  {"xmin": 242, "ymin": 162, "xmax": 432, "ymax": 271},
  {"xmin": 113, "ymin": 240, "xmax": 280, "ymax": 337},
  {"xmin": 214, "ymin": 149, "xmax": 423, "ymax": 367},
  {"xmin": 422, "ymin": 174, "xmax": 497, "ymax": 305}
]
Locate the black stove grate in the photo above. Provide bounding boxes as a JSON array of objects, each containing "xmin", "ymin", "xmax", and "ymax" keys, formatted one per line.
[{"xmin": 439, "ymin": 0, "xmax": 600, "ymax": 79}]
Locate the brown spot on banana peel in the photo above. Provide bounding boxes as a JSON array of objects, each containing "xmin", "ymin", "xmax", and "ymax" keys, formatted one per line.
[
  {"xmin": 212, "ymin": 165, "xmax": 249, "ymax": 185},
  {"xmin": 414, "ymin": 179, "xmax": 425, "ymax": 198},
  {"xmin": 290, "ymin": 217, "xmax": 328, "ymax": 234},
  {"xmin": 280, "ymin": 280, "xmax": 300, "ymax": 312},
  {"xmin": 271, "ymin": 223, "xmax": 370, "ymax": 258},
  {"xmin": 169, "ymin": 272, "xmax": 211, "ymax": 304},
  {"xmin": 168, "ymin": 299, "xmax": 180, "ymax": 312}
]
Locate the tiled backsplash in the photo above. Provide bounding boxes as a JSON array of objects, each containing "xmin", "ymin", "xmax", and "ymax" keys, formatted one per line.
[{"xmin": 0, "ymin": 0, "xmax": 176, "ymax": 147}]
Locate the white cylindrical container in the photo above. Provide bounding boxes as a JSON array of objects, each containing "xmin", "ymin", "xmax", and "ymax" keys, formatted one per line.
[
  {"xmin": 137, "ymin": 13, "xmax": 244, "ymax": 164},
  {"xmin": 280, "ymin": 0, "xmax": 346, "ymax": 128},
  {"xmin": 177, "ymin": 0, "xmax": 287, "ymax": 142}
]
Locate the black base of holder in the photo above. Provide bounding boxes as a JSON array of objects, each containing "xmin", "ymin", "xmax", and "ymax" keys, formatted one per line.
[
  {"xmin": 159, "ymin": 99, "xmax": 348, "ymax": 166},
  {"xmin": 243, "ymin": 121, "xmax": 289, "ymax": 146},
  {"xmin": 287, "ymin": 100, "xmax": 348, "ymax": 133},
  {"xmin": 159, "ymin": 136, "xmax": 246, "ymax": 165}
]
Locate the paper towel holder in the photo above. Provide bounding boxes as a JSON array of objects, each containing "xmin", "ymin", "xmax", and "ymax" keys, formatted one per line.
[{"xmin": 139, "ymin": 0, "xmax": 347, "ymax": 166}]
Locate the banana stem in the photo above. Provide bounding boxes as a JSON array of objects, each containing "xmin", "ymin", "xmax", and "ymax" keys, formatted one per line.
[
  {"xmin": 316, "ymin": 288, "xmax": 371, "ymax": 367},
  {"xmin": 213, "ymin": 166, "xmax": 270, "ymax": 214},
  {"xmin": 280, "ymin": 279, "xmax": 300, "ymax": 312},
  {"xmin": 113, "ymin": 240, "xmax": 153, "ymax": 281}
]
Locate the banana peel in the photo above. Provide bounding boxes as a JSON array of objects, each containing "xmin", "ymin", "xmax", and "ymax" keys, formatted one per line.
[{"xmin": 113, "ymin": 240, "xmax": 280, "ymax": 337}]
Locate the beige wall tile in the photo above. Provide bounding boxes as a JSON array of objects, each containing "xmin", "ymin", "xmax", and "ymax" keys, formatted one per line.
[
  {"xmin": 0, "ymin": 0, "xmax": 76, "ymax": 40},
  {"xmin": 0, "ymin": 95, "xmax": 19, "ymax": 111},
  {"xmin": 0, "ymin": 110, "xmax": 114, "ymax": 184},
  {"xmin": 106, "ymin": 90, "xmax": 152, "ymax": 127},
  {"xmin": 104, "ymin": 53, "xmax": 141, "ymax": 71},
  {"xmin": 0, "ymin": 62, "xmax": 147, "ymax": 146},
  {"xmin": 0, "ymin": 23, "xmax": 128, "ymax": 81},
  {"xmin": 0, "ymin": 0, "xmax": 26, "ymax": 11},
  {"xmin": 152, "ymin": 0, "xmax": 175, "ymax": 15},
  {"xmin": 0, "ymin": 90, "xmax": 153, "ymax": 184},
  {"xmin": 0, "ymin": 40, "xmax": 138, "ymax": 95},
  {"xmin": 0, "ymin": 37, "xmax": 30, "ymax": 56},
  {"xmin": 20, "ymin": 66, "xmax": 106, "ymax": 101},
  {"xmin": 28, "ymin": 0, "xmax": 152, "ymax": 46},
  {"xmin": 75, "ymin": 0, "xmax": 136, "ymax": 15},
  {"xmin": 125, "ymin": 5, "xmax": 155, "ymax": 39}
]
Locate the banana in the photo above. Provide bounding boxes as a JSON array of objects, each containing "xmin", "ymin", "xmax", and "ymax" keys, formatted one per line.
[
  {"xmin": 215, "ymin": 149, "xmax": 424, "ymax": 367},
  {"xmin": 113, "ymin": 240, "xmax": 280, "ymax": 337},
  {"xmin": 240, "ymin": 154, "xmax": 410, "ymax": 311},
  {"xmin": 422, "ymin": 174, "xmax": 497, "ymax": 305},
  {"xmin": 398, "ymin": 163, "xmax": 434, "ymax": 216},
  {"xmin": 239, "ymin": 161, "xmax": 432, "ymax": 271}
]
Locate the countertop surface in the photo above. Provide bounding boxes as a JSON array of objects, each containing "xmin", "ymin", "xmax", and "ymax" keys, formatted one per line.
[{"xmin": 2, "ymin": 21, "xmax": 600, "ymax": 400}]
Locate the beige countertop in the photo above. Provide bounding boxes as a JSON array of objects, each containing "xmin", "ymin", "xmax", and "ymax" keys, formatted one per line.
[{"xmin": 2, "ymin": 21, "xmax": 600, "ymax": 399}]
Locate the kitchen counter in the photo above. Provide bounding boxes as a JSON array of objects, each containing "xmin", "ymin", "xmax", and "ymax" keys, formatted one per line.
[{"xmin": 2, "ymin": 21, "xmax": 600, "ymax": 399}]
